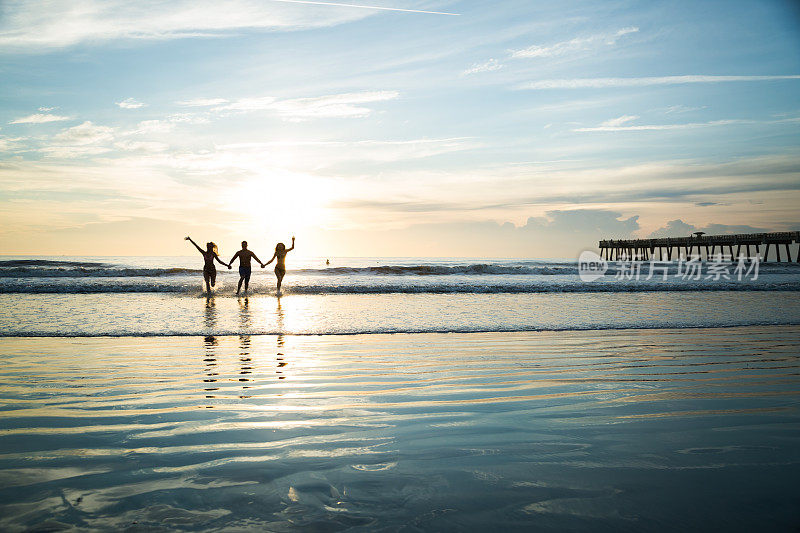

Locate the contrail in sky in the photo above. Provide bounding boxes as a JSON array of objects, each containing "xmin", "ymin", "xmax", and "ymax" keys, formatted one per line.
[{"xmin": 266, "ymin": 0, "xmax": 460, "ymax": 15}]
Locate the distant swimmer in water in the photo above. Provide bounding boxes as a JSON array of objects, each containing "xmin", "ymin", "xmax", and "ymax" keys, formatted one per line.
[
  {"xmin": 185, "ymin": 236, "xmax": 230, "ymax": 293},
  {"xmin": 229, "ymin": 241, "xmax": 264, "ymax": 295},
  {"xmin": 263, "ymin": 236, "xmax": 295, "ymax": 294}
]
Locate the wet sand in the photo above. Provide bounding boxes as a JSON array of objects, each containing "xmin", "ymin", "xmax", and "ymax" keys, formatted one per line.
[{"xmin": 1, "ymin": 326, "xmax": 799, "ymax": 531}]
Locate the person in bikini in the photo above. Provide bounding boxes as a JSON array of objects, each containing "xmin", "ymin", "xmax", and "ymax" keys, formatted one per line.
[
  {"xmin": 185, "ymin": 236, "xmax": 230, "ymax": 293},
  {"xmin": 229, "ymin": 241, "xmax": 264, "ymax": 295},
  {"xmin": 263, "ymin": 236, "xmax": 294, "ymax": 294}
]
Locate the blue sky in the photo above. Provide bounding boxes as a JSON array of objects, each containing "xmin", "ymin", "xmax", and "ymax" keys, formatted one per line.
[{"xmin": 1, "ymin": 0, "xmax": 799, "ymax": 256}]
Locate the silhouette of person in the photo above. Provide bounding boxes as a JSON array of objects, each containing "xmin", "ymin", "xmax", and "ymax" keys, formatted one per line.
[
  {"xmin": 229, "ymin": 241, "xmax": 263, "ymax": 295},
  {"xmin": 185, "ymin": 236, "xmax": 230, "ymax": 293},
  {"xmin": 263, "ymin": 236, "xmax": 295, "ymax": 294}
]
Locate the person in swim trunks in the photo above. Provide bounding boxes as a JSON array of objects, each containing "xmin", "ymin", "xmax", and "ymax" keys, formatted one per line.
[
  {"xmin": 185, "ymin": 236, "xmax": 230, "ymax": 293},
  {"xmin": 263, "ymin": 236, "xmax": 294, "ymax": 294},
  {"xmin": 229, "ymin": 241, "xmax": 264, "ymax": 295}
]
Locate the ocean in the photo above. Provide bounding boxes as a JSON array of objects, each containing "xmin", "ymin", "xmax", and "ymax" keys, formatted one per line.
[
  {"xmin": 1, "ymin": 255, "xmax": 799, "ymax": 336},
  {"xmin": 1, "ymin": 256, "xmax": 800, "ymax": 531}
]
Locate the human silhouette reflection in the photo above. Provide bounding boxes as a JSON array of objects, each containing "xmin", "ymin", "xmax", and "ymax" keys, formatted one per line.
[
  {"xmin": 204, "ymin": 295, "xmax": 217, "ymax": 330},
  {"xmin": 276, "ymin": 298, "xmax": 287, "ymax": 380},
  {"xmin": 203, "ymin": 335, "xmax": 219, "ymax": 405},
  {"xmin": 201, "ymin": 296, "xmax": 219, "ymax": 406},
  {"xmin": 238, "ymin": 297, "xmax": 253, "ymax": 397}
]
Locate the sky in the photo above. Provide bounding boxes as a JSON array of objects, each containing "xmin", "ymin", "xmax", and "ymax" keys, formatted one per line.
[{"xmin": 1, "ymin": 0, "xmax": 799, "ymax": 258}]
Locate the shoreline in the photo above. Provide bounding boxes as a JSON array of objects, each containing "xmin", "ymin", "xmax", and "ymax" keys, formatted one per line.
[{"xmin": 2, "ymin": 323, "xmax": 799, "ymax": 339}]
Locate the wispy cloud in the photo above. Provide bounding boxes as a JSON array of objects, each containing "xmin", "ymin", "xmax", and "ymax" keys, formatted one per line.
[
  {"xmin": 600, "ymin": 115, "xmax": 639, "ymax": 127},
  {"xmin": 511, "ymin": 27, "xmax": 638, "ymax": 59},
  {"xmin": 214, "ymin": 91, "xmax": 399, "ymax": 119},
  {"xmin": 116, "ymin": 98, "xmax": 146, "ymax": 109},
  {"xmin": 462, "ymin": 58, "xmax": 503, "ymax": 76},
  {"xmin": 177, "ymin": 98, "xmax": 229, "ymax": 107},
  {"xmin": 574, "ymin": 116, "xmax": 800, "ymax": 132},
  {"xmin": 9, "ymin": 113, "xmax": 72, "ymax": 124},
  {"xmin": 0, "ymin": 0, "xmax": 379, "ymax": 50},
  {"xmin": 520, "ymin": 74, "xmax": 800, "ymax": 90},
  {"xmin": 272, "ymin": 91, "xmax": 399, "ymax": 119},
  {"xmin": 662, "ymin": 104, "xmax": 706, "ymax": 114},
  {"xmin": 464, "ymin": 27, "xmax": 638, "ymax": 76},
  {"xmin": 264, "ymin": 0, "xmax": 459, "ymax": 15},
  {"xmin": 53, "ymin": 121, "xmax": 115, "ymax": 145}
]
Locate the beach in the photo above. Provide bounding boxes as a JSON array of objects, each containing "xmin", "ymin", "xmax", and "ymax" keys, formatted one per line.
[{"xmin": 1, "ymin": 325, "xmax": 800, "ymax": 531}]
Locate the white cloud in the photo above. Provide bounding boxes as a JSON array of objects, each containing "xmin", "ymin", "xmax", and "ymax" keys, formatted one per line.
[
  {"xmin": 177, "ymin": 98, "xmax": 229, "ymax": 107},
  {"xmin": 9, "ymin": 113, "xmax": 71, "ymax": 124},
  {"xmin": 462, "ymin": 58, "xmax": 503, "ymax": 75},
  {"xmin": 130, "ymin": 120, "xmax": 175, "ymax": 134},
  {"xmin": 571, "ymin": 117, "xmax": 800, "ymax": 132},
  {"xmin": 215, "ymin": 137, "xmax": 475, "ymax": 166},
  {"xmin": 520, "ymin": 74, "xmax": 800, "ymax": 90},
  {"xmin": 511, "ymin": 27, "xmax": 638, "ymax": 59},
  {"xmin": 214, "ymin": 91, "xmax": 399, "ymax": 119},
  {"xmin": 599, "ymin": 115, "xmax": 639, "ymax": 127},
  {"xmin": 0, "ymin": 0, "xmax": 426, "ymax": 51},
  {"xmin": 271, "ymin": 91, "xmax": 399, "ymax": 119},
  {"xmin": 0, "ymin": 137, "xmax": 29, "ymax": 152},
  {"xmin": 266, "ymin": 0, "xmax": 458, "ymax": 16},
  {"xmin": 39, "ymin": 146, "xmax": 113, "ymax": 158},
  {"xmin": 38, "ymin": 106, "xmax": 56, "ymax": 112},
  {"xmin": 167, "ymin": 113, "xmax": 209, "ymax": 124},
  {"xmin": 213, "ymin": 96, "xmax": 278, "ymax": 112},
  {"xmin": 53, "ymin": 121, "xmax": 115, "ymax": 145},
  {"xmin": 114, "ymin": 140, "xmax": 169, "ymax": 153},
  {"xmin": 116, "ymin": 98, "xmax": 146, "ymax": 109},
  {"xmin": 663, "ymin": 105, "xmax": 706, "ymax": 114}
]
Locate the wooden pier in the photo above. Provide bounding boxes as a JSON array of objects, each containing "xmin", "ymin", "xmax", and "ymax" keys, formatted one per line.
[{"xmin": 599, "ymin": 231, "xmax": 800, "ymax": 262}]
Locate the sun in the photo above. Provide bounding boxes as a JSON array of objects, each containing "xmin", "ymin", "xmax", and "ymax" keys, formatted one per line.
[{"xmin": 233, "ymin": 171, "xmax": 336, "ymax": 236}]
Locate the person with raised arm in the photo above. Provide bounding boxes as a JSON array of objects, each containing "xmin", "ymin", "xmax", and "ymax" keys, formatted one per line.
[
  {"xmin": 185, "ymin": 236, "xmax": 230, "ymax": 293},
  {"xmin": 229, "ymin": 241, "xmax": 264, "ymax": 295},
  {"xmin": 263, "ymin": 236, "xmax": 295, "ymax": 295}
]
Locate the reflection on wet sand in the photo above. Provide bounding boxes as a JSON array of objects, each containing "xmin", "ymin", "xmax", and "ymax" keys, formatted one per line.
[
  {"xmin": 238, "ymin": 297, "xmax": 252, "ymax": 397},
  {"xmin": 203, "ymin": 295, "xmax": 217, "ymax": 330},
  {"xmin": 202, "ymin": 335, "xmax": 218, "ymax": 405},
  {"xmin": 202, "ymin": 296, "xmax": 219, "ymax": 406},
  {"xmin": 276, "ymin": 298, "xmax": 287, "ymax": 380},
  {"xmin": 2, "ymin": 326, "xmax": 800, "ymax": 531}
]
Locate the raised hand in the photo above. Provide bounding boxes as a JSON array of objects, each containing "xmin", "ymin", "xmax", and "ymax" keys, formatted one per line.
[{"xmin": 184, "ymin": 236, "xmax": 190, "ymax": 240}]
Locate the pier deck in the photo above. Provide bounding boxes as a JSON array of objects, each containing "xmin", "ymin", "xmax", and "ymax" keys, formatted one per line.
[{"xmin": 598, "ymin": 231, "xmax": 800, "ymax": 262}]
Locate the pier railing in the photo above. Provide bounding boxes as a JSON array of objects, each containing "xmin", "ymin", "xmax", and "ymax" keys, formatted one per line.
[{"xmin": 598, "ymin": 231, "xmax": 800, "ymax": 262}]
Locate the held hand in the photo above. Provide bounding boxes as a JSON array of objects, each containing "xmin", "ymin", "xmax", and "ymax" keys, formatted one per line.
[
  {"xmin": 260, "ymin": 263, "xmax": 265, "ymax": 268},
  {"xmin": 227, "ymin": 264, "xmax": 232, "ymax": 270}
]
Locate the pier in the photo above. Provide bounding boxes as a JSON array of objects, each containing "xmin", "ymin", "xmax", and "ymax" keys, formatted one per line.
[{"xmin": 599, "ymin": 231, "xmax": 800, "ymax": 262}]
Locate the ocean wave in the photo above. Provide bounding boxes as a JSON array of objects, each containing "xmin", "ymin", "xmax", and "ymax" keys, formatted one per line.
[
  {"xmin": 1, "ymin": 280, "xmax": 798, "ymax": 294},
  {"xmin": 0, "ymin": 261, "xmax": 577, "ymax": 278},
  {"xmin": 4, "ymin": 259, "xmax": 799, "ymax": 278},
  {"xmin": 0, "ymin": 265, "xmax": 202, "ymax": 278},
  {"xmin": 297, "ymin": 264, "xmax": 577, "ymax": 275}
]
